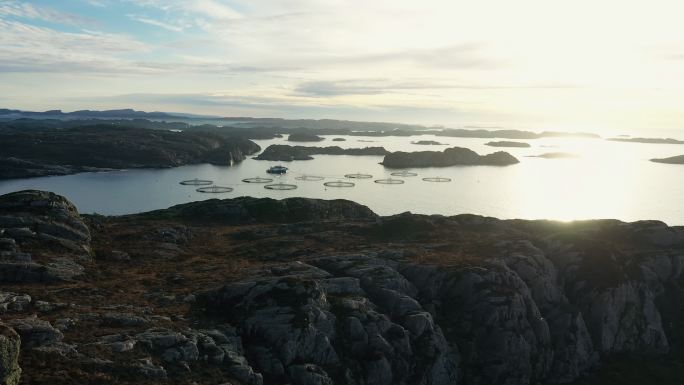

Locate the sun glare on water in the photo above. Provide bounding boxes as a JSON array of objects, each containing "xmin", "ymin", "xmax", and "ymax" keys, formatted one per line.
[{"xmin": 510, "ymin": 138, "xmax": 657, "ymax": 222}]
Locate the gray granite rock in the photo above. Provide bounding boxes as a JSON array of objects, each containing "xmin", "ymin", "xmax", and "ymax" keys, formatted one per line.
[
  {"xmin": 0, "ymin": 323, "xmax": 21, "ymax": 385},
  {"xmin": 7, "ymin": 317, "xmax": 63, "ymax": 349}
]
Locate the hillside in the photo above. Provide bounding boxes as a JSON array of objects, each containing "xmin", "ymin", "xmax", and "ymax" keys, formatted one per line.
[{"xmin": 0, "ymin": 190, "xmax": 683, "ymax": 384}]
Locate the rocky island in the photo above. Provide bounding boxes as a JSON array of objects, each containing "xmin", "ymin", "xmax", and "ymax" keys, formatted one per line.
[
  {"xmin": 485, "ymin": 140, "xmax": 531, "ymax": 148},
  {"xmin": 254, "ymin": 144, "xmax": 389, "ymax": 161},
  {"xmin": 411, "ymin": 140, "xmax": 446, "ymax": 145},
  {"xmin": 381, "ymin": 146, "xmax": 519, "ymax": 168},
  {"xmin": 0, "ymin": 189, "xmax": 683, "ymax": 384},
  {"xmin": 650, "ymin": 155, "xmax": 684, "ymax": 164},
  {"xmin": 608, "ymin": 137, "xmax": 684, "ymax": 145},
  {"xmin": 0, "ymin": 125, "xmax": 260, "ymax": 179},
  {"xmin": 287, "ymin": 133, "xmax": 325, "ymax": 142},
  {"xmin": 436, "ymin": 128, "xmax": 600, "ymax": 139}
]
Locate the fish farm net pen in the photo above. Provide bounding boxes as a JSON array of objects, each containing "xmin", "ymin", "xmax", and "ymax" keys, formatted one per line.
[
  {"xmin": 374, "ymin": 178, "xmax": 405, "ymax": 184},
  {"xmin": 196, "ymin": 186, "xmax": 234, "ymax": 193},
  {"xmin": 344, "ymin": 173, "xmax": 373, "ymax": 179},
  {"xmin": 295, "ymin": 175, "xmax": 325, "ymax": 181},
  {"xmin": 390, "ymin": 171, "xmax": 418, "ymax": 177},
  {"xmin": 264, "ymin": 183, "xmax": 298, "ymax": 190},
  {"xmin": 324, "ymin": 181, "xmax": 355, "ymax": 187},
  {"xmin": 242, "ymin": 177, "xmax": 274, "ymax": 183},
  {"xmin": 422, "ymin": 177, "xmax": 452, "ymax": 182},
  {"xmin": 179, "ymin": 178, "xmax": 213, "ymax": 186}
]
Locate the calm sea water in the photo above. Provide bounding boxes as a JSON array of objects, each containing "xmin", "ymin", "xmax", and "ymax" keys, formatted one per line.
[{"xmin": 1, "ymin": 134, "xmax": 684, "ymax": 224}]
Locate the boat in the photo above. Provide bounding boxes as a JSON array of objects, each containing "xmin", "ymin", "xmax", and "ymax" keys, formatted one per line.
[{"xmin": 266, "ymin": 165, "xmax": 288, "ymax": 174}]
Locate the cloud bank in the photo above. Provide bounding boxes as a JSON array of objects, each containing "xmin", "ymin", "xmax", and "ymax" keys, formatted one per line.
[{"xmin": 1, "ymin": 0, "xmax": 684, "ymax": 130}]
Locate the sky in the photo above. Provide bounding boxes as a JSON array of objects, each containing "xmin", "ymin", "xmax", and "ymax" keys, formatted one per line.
[{"xmin": 1, "ymin": 0, "xmax": 684, "ymax": 133}]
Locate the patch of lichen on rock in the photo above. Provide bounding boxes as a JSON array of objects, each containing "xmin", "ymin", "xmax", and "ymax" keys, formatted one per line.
[{"xmin": 0, "ymin": 324, "xmax": 21, "ymax": 385}]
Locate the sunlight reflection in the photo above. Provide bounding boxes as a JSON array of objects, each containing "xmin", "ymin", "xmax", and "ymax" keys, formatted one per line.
[{"xmin": 512, "ymin": 138, "xmax": 638, "ymax": 221}]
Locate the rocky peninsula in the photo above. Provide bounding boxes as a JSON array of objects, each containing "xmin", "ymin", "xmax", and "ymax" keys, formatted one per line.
[
  {"xmin": 0, "ymin": 190, "xmax": 683, "ymax": 384},
  {"xmin": 608, "ymin": 137, "xmax": 684, "ymax": 145},
  {"xmin": 381, "ymin": 146, "xmax": 519, "ymax": 168},
  {"xmin": 436, "ymin": 128, "xmax": 600, "ymax": 139},
  {"xmin": 254, "ymin": 144, "xmax": 389, "ymax": 161},
  {"xmin": 651, "ymin": 155, "xmax": 684, "ymax": 164},
  {"xmin": 528, "ymin": 152, "xmax": 580, "ymax": 159},
  {"xmin": 485, "ymin": 140, "xmax": 531, "ymax": 148},
  {"xmin": 0, "ymin": 126, "xmax": 260, "ymax": 179}
]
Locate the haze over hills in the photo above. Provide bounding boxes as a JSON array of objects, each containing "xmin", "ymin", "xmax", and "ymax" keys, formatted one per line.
[
  {"xmin": 0, "ymin": 107, "xmax": 602, "ymax": 138},
  {"xmin": 0, "ymin": 108, "xmax": 195, "ymax": 120}
]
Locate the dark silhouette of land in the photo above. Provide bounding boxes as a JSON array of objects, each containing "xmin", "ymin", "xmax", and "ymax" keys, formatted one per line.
[{"xmin": 382, "ymin": 147, "xmax": 519, "ymax": 168}]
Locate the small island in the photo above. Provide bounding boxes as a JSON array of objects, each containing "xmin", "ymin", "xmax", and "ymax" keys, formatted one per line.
[
  {"xmin": 255, "ymin": 144, "xmax": 389, "ymax": 161},
  {"xmin": 412, "ymin": 140, "xmax": 447, "ymax": 145},
  {"xmin": 485, "ymin": 141, "xmax": 531, "ymax": 148},
  {"xmin": 527, "ymin": 152, "xmax": 579, "ymax": 159},
  {"xmin": 651, "ymin": 155, "xmax": 684, "ymax": 164},
  {"xmin": 381, "ymin": 147, "xmax": 519, "ymax": 168},
  {"xmin": 608, "ymin": 137, "xmax": 684, "ymax": 145},
  {"xmin": 332, "ymin": 138, "xmax": 346, "ymax": 141},
  {"xmin": 287, "ymin": 133, "xmax": 325, "ymax": 142},
  {"xmin": 436, "ymin": 128, "xmax": 600, "ymax": 139}
]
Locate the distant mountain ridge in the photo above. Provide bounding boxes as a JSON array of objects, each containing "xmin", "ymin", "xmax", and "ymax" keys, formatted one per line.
[
  {"xmin": 0, "ymin": 107, "xmax": 602, "ymax": 140},
  {"xmin": 0, "ymin": 108, "xmax": 189, "ymax": 120}
]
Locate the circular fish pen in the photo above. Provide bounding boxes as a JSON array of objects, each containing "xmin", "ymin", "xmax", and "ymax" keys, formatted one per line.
[
  {"xmin": 390, "ymin": 171, "xmax": 418, "ymax": 177},
  {"xmin": 422, "ymin": 177, "xmax": 452, "ymax": 182},
  {"xmin": 196, "ymin": 186, "xmax": 234, "ymax": 193},
  {"xmin": 295, "ymin": 175, "xmax": 325, "ymax": 181},
  {"xmin": 324, "ymin": 181, "xmax": 355, "ymax": 188},
  {"xmin": 242, "ymin": 177, "xmax": 274, "ymax": 183},
  {"xmin": 264, "ymin": 182, "xmax": 298, "ymax": 190},
  {"xmin": 374, "ymin": 178, "xmax": 405, "ymax": 185},
  {"xmin": 179, "ymin": 178, "xmax": 213, "ymax": 186},
  {"xmin": 344, "ymin": 173, "xmax": 373, "ymax": 179}
]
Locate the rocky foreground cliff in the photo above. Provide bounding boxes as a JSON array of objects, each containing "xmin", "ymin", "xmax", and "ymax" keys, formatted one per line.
[
  {"xmin": 0, "ymin": 190, "xmax": 683, "ymax": 385},
  {"xmin": 0, "ymin": 126, "xmax": 260, "ymax": 179}
]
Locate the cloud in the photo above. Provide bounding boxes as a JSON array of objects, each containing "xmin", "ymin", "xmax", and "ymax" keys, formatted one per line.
[
  {"xmin": 0, "ymin": 18, "xmax": 299, "ymax": 75},
  {"xmin": 664, "ymin": 53, "xmax": 684, "ymax": 60},
  {"xmin": 4, "ymin": 0, "xmax": 684, "ymax": 130},
  {"xmin": 127, "ymin": 14, "xmax": 184, "ymax": 32},
  {"xmin": 190, "ymin": 0, "xmax": 242, "ymax": 20},
  {"xmin": 123, "ymin": 0, "xmax": 242, "ymax": 20},
  {"xmin": 0, "ymin": 19, "xmax": 150, "ymax": 73},
  {"xmin": 83, "ymin": 0, "xmax": 110, "ymax": 7},
  {"xmin": 294, "ymin": 80, "xmax": 388, "ymax": 96},
  {"xmin": 294, "ymin": 79, "xmax": 579, "ymax": 97},
  {"xmin": 81, "ymin": 92, "xmax": 352, "ymax": 111},
  {"xmin": 70, "ymin": 92, "xmax": 342, "ymax": 118},
  {"xmin": 0, "ymin": 1, "xmax": 92, "ymax": 26},
  {"xmin": 331, "ymin": 44, "xmax": 499, "ymax": 69}
]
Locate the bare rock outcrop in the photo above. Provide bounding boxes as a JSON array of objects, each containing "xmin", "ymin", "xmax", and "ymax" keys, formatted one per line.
[
  {"xmin": 1, "ymin": 190, "xmax": 683, "ymax": 384},
  {"xmin": 0, "ymin": 190, "xmax": 90, "ymax": 283}
]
